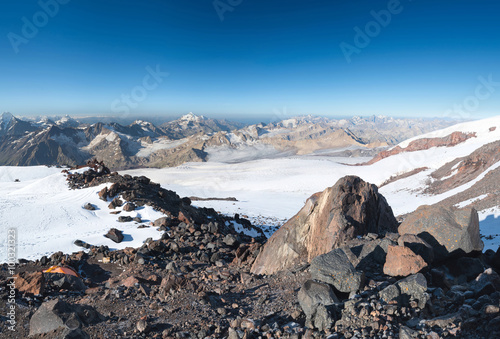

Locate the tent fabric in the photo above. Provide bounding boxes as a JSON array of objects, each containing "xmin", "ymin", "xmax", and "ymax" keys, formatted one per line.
[{"xmin": 43, "ymin": 265, "xmax": 80, "ymax": 278}]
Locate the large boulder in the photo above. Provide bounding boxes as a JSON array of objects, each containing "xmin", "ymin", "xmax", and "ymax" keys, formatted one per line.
[
  {"xmin": 13, "ymin": 271, "xmax": 45, "ymax": 295},
  {"xmin": 29, "ymin": 299, "xmax": 100, "ymax": 336},
  {"xmin": 398, "ymin": 205, "xmax": 483, "ymax": 259},
  {"xmin": 251, "ymin": 176, "xmax": 398, "ymax": 275},
  {"xmin": 310, "ymin": 248, "xmax": 365, "ymax": 293}
]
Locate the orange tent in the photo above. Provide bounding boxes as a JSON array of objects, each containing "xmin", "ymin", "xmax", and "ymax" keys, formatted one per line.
[{"xmin": 43, "ymin": 265, "xmax": 80, "ymax": 278}]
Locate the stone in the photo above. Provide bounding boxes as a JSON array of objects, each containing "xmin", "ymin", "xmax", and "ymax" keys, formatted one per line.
[
  {"xmin": 98, "ymin": 186, "xmax": 108, "ymax": 201},
  {"xmin": 448, "ymin": 257, "xmax": 485, "ymax": 281},
  {"xmin": 469, "ymin": 268, "xmax": 500, "ymax": 295},
  {"xmin": 398, "ymin": 233, "xmax": 434, "ymax": 264},
  {"xmin": 108, "ymin": 197, "xmax": 123, "ymax": 209},
  {"xmin": 137, "ymin": 319, "xmax": 149, "ymax": 333},
  {"xmin": 122, "ymin": 202, "xmax": 136, "ymax": 211},
  {"xmin": 298, "ymin": 280, "xmax": 338, "ymax": 323},
  {"xmin": 251, "ymin": 176, "xmax": 398, "ymax": 275},
  {"xmin": 118, "ymin": 216, "xmax": 133, "ymax": 223},
  {"xmin": 223, "ymin": 234, "xmax": 238, "ymax": 247},
  {"xmin": 310, "ymin": 248, "xmax": 364, "ymax": 293},
  {"xmin": 13, "ymin": 271, "xmax": 45, "ymax": 295},
  {"xmin": 380, "ymin": 273, "xmax": 428, "ymax": 308},
  {"xmin": 46, "ymin": 273, "xmax": 86, "ymax": 291},
  {"xmin": 29, "ymin": 299, "xmax": 100, "ymax": 336},
  {"xmin": 383, "ymin": 245, "xmax": 427, "ymax": 277},
  {"xmin": 104, "ymin": 228, "xmax": 124, "ymax": 243},
  {"xmin": 83, "ymin": 203, "xmax": 95, "ymax": 211},
  {"xmin": 398, "ymin": 205, "xmax": 483, "ymax": 259}
]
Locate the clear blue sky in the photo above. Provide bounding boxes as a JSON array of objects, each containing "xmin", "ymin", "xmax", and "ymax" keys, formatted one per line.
[{"xmin": 1, "ymin": 0, "xmax": 499, "ymax": 120}]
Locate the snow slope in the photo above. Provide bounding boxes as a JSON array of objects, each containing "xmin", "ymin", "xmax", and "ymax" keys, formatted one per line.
[{"xmin": 0, "ymin": 167, "xmax": 165, "ymax": 262}]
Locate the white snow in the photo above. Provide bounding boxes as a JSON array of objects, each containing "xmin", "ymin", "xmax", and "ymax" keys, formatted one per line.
[
  {"xmin": 0, "ymin": 167, "xmax": 166, "ymax": 262},
  {"xmin": 479, "ymin": 207, "xmax": 500, "ymax": 251},
  {"xmin": 455, "ymin": 194, "xmax": 489, "ymax": 209},
  {"xmin": 135, "ymin": 138, "xmax": 187, "ymax": 158}
]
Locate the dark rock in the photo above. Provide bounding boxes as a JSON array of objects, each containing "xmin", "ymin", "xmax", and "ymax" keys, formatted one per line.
[
  {"xmin": 223, "ymin": 234, "xmax": 238, "ymax": 247},
  {"xmin": 83, "ymin": 203, "xmax": 95, "ymax": 211},
  {"xmin": 122, "ymin": 202, "xmax": 136, "ymax": 211},
  {"xmin": 45, "ymin": 273, "xmax": 86, "ymax": 291},
  {"xmin": 74, "ymin": 240, "xmax": 90, "ymax": 249},
  {"xmin": 133, "ymin": 217, "xmax": 142, "ymax": 223},
  {"xmin": 118, "ymin": 216, "xmax": 133, "ymax": 223},
  {"xmin": 398, "ymin": 233, "xmax": 434, "ymax": 264},
  {"xmin": 448, "ymin": 257, "xmax": 485, "ymax": 281},
  {"xmin": 104, "ymin": 228, "xmax": 124, "ymax": 243},
  {"xmin": 469, "ymin": 268, "xmax": 500, "ymax": 295},
  {"xmin": 310, "ymin": 248, "xmax": 364, "ymax": 293},
  {"xmin": 252, "ymin": 176, "xmax": 398, "ymax": 275},
  {"xmin": 380, "ymin": 273, "xmax": 428, "ymax": 308},
  {"xmin": 108, "ymin": 197, "xmax": 123, "ymax": 209},
  {"xmin": 398, "ymin": 205, "xmax": 483, "ymax": 259},
  {"xmin": 298, "ymin": 280, "xmax": 338, "ymax": 326},
  {"xmin": 29, "ymin": 299, "xmax": 100, "ymax": 336}
]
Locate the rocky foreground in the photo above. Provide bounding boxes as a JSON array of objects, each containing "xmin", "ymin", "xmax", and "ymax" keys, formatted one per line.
[{"xmin": 1, "ymin": 162, "xmax": 500, "ymax": 338}]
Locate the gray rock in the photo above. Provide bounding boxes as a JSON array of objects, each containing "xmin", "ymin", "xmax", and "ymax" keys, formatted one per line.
[
  {"xmin": 118, "ymin": 216, "xmax": 133, "ymax": 223},
  {"xmin": 398, "ymin": 205, "xmax": 483, "ymax": 259},
  {"xmin": 83, "ymin": 203, "xmax": 95, "ymax": 211},
  {"xmin": 104, "ymin": 228, "xmax": 124, "ymax": 243},
  {"xmin": 399, "ymin": 325, "xmax": 418, "ymax": 339},
  {"xmin": 223, "ymin": 234, "xmax": 238, "ymax": 247},
  {"xmin": 298, "ymin": 280, "xmax": 338, "ymax": 327},
  {"xmin": 379, "ymin": 273, "xmax": 428, "ymax": 308},
  {"xmin": 310, "ymin": 248, "xmax": 364, "ymax": 293},
  {"xmin": 29, "ymin": 300, "xmax": 100, "ymax": 336}
]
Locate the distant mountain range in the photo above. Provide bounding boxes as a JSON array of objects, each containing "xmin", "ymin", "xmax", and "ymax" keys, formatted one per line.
[{"xmin": 0, "ymin": 112, "xmax": 456, "ymax": 169}]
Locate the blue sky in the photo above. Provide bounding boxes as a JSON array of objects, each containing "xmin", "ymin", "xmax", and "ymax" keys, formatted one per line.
[{"xmin": 1, "ymin": 0, "xmax": 499, "ymax": 121}]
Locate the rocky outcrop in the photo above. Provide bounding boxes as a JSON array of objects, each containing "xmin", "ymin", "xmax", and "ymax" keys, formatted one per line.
[
  {"xmin": 367, "ymin": 131, "xmax": 476, "ymax": 164},
  {"xmin": 398, "ymin": 205, "xmax": 483, "ymax": 259},
  {"xmin": 251, "ymin": 176, "xmax": 398, "ymax": 275}
]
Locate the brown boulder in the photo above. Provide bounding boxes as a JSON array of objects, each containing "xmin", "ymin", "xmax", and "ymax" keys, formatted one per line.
[
  {"xmin": 122, "ymin": 202, "xmax": 136, "ymax": 211},
  {"xmin": 14, "ymin": 271, "xmax": 45, "ymax": 295},
  {"xmin": 383, "ymin": 245, "xmax": 428, "ymax": 277},
  {"xmin": 251, "ymin": 176, "xmax": 398, "ymax": 275}
]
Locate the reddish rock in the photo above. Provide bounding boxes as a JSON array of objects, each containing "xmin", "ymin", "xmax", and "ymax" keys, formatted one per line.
[
  {"xmin": 98, "ymin": 186, "xmax": 108, "ymax": 201},
  {"xmin": 368, "ymin": 131, "xmax": 476, "ymax": 164},
  {"xmin": 383, "ymin": 245, "xmax": 427, "ymax": 277},
  {"xmin": 14, "ymin": 271, "xmax": 45, "ymax": 295},
  {"xmin": 251, "ymin": 176, "xmax": 398, "ymax": 275},
  {"xmin": 121, "ymin": 276, "xmax": 140, "ymax": 287},
  {"xmin": 122, "ymin": 202, "xmax": 136, "ymax": 212},
  {"xmin": 490, "ymin": 126, "xmax": 497, "ymax": 132}
]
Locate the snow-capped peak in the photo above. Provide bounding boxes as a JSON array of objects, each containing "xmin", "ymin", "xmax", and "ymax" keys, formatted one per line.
[
  {"xmin": 1, "ymin": 112, "xmax": 14, "ymax": 130},
  {"xmin": 180, "ymin": 112, "xmax": 204, "ymax": 122}
]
